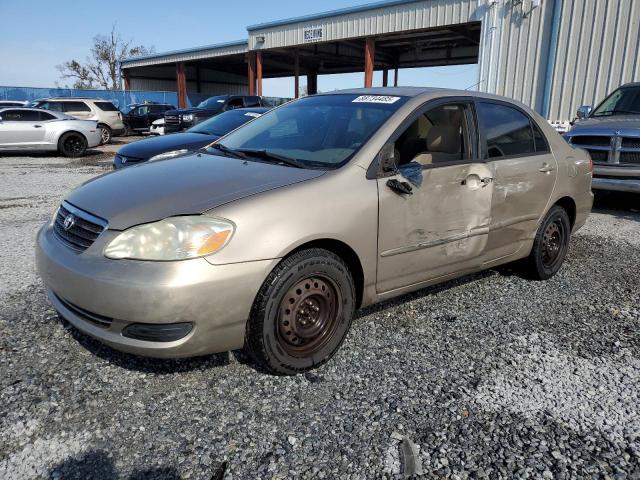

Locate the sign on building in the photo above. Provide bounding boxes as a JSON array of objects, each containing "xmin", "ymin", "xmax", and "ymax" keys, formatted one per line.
[{"xmin": 303, "ymin": 26, "xmax": 323, "ymax": 43}]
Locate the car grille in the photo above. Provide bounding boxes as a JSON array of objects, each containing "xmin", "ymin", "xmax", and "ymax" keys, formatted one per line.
[
  {"xmin": 115, "ymin": 154, "xmax": 144, "ymax": 165},
  {"xmin": 570, "ymin": 134, "xmax": 640, "ymax": 165},
  {"xmin": 165, "ymin": 115, "xmax": 180, "ymax": 126},
  {"xmin": 54, "ymin": 292, "xmax": 113, "ymax": 329},
  {"xmin": 53, "ymin": 202, "xmax": 107, "ymax": 252}
]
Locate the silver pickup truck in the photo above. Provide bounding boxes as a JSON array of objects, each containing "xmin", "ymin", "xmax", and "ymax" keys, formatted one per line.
[{"xmin": 564, "ymin": 82, "xmax": 640, "ymax": 193}]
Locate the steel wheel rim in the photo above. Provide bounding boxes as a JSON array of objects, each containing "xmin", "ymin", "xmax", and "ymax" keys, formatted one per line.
[
  {"xmin": 65, "ymin": 136, "xmax": 84, "ymax": 155},
  {"xmin": 277, "ymin": 275, "xmax": 341, "ymax": 357},
  {"xmin": 101, "ymin": 128, "xmax": 110, "ymax": 143},
  {"xmin": 541, "ymin": 219, "xmax": 564, "ymax": 268}
]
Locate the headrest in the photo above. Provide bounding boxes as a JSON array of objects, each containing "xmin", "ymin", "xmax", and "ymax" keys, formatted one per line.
[{"xmin": 426, "ymin": 125, "xmax": 460, "ymax": 154}]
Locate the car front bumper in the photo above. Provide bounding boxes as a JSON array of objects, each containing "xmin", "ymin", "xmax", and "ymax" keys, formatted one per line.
[{"xmin": 36, "ymin": 223, "xmax": 278, "ymax": 358}]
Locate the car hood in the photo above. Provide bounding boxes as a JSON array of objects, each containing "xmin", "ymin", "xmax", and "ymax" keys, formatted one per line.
[
  {"xmin": 66, "ymin": 153, "xmax": 326, "ymax": 230},
  {"xmin": 568, "ymin": 115, "xmax": 640, "ymax": 136},
  {"xmin": 117, "ymin": 132, "xmax": 216, "ymax": 159},
  {"xmin": 165, "ymin": 107, "xmax": 220, "ymax": 116}
]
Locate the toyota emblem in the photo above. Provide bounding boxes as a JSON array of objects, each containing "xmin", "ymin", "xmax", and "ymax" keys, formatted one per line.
[{"xmin": 63, "ymin": 214, "xmax": 76, "ymax": 231}]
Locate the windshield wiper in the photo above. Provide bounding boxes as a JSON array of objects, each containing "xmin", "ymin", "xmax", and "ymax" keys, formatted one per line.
[
  {"xmin": 209, "ymin": 143, "xmax": 246, "ymax": 159},
  {"xmin": 236, "ymin": 149, "xmax": 306, "ymax": 169}
]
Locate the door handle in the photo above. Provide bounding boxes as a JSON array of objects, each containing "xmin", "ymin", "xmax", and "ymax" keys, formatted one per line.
[
  {"xmin": 33, "ymin": 125, "xmax": 43, "ymax": 128},
  {"xmin": 539, "ymin": 163, "xmax": 555, "ymax": 173},
  {"xmin": 480, "ymin": 176, "xmax": 494, "ymax": 186}
]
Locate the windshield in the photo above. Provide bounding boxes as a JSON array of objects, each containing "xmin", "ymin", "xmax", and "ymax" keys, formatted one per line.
[
  {"xmin": 211, "ymin": 94, "xmax": 408, "ymax": 168},
  {"xmin": 187, "ymin": 110, "xmax": 262, "ymax": 136},
  {"xmin": 197, "ymin": 96, "xmax": 228, "ymax": 110},
  {"xmin": 591, "ymin": 85, "xmax": 640, "ymax": 117}
]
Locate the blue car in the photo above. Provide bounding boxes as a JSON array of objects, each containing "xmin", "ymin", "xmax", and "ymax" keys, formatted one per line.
[{"xmin": 113, "ymin": 107, "xmax": 269, "ymax": 169}]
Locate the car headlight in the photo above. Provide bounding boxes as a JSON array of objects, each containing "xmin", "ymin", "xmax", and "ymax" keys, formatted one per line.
[
  {"xmin": 104, "ymin": 216, "xmax": 234, "ymax": 261},
  {"xmin": 149, "ymin": 149, "xmax": 189, "ymax": 161},
  {"xmin": 182, "ymin": 114, "xmax": 194, "ymax": 122}
]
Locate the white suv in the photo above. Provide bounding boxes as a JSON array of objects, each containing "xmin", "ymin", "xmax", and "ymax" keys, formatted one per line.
[{"xmin": 31, "ymin": 98, "xmax": 125, "ymax": 144}]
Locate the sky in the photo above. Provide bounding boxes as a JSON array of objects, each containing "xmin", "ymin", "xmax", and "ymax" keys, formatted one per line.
[{"xmin": 0, "ymin": 0, "xmax": 478, "ymax": 97}]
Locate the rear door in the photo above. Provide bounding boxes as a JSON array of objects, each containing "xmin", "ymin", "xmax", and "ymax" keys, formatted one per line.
[
  {"xmin": 476, "ymin": 100, "xmax": 558, "ymax": 260},
  {"xmin": 63, "ymin": 101, "xmax": 93, "ymax": 120},
  {"xmin": 376, "ymin": 99, "xmax": 494, "ymax": 293}
]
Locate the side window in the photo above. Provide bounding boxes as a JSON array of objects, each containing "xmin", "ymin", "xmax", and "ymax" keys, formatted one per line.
[
  {"xmin": 43, "ymin": 102, "xmax": 65, "ymax": 112},
  {"xmin": 39, "ymin": 111, "xmax": 56, "ymax": 121},
  {"xmin": 226, "ymin": 98, "xmax": 244, "ymax": 110},
  {"xmin": 149, "ymin": 105, "xmax": 165, "ymax": 114},
  {"xmin": 1, "ymin": 110, "xmax": 40, "ymax": 121},
  {"xmin": 532, "ymin": 121, "xmax": 549, "ymax": 152},
  {"xmin": 63, "ymin": 101, "xmax": 91, "ymax": 112},
  {"xmin": 477, "ymin": 102, "xmax": 535, "ymax": 159},
  {"xmin": 136, "ymin": 106, "xmax": 150, "ymax": 115},
  {"xmin": 244, "ymin": 96, "xmax": 260, "ymax": 107},
  {"xmin": 393, "ymin": 103, "xmax": 468, "ymax": 167},
  {"xmin": 94, "ymin": 101, "xmax": 118, "ymax": 112}
]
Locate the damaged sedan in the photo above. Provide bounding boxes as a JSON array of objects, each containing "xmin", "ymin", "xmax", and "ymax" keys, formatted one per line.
[{"xmin": 36, "ymin": 88, "xmax": 593, "ymax": 375}]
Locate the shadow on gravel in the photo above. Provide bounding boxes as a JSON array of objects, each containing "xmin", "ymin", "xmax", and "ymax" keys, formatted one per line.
[
  {"xmin": 61, "ymin": 316, "xmax": 231, "ymax": 375},
  {"xmin": 49, "ymin": 449, "xmax": 182, "ymax": 480},
  {"xmin": 593, "ymin": 191, "xmax": 640, "ymax": 221}
]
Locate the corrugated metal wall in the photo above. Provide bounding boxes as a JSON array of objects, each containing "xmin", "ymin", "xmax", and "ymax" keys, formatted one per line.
[
  {"xmin": 545, "ymin": 0, "xmax": 640, "ymax": 122},
  {"xmin": 248, "ymin": 0, "xmax": 482, "ymax": 49}
]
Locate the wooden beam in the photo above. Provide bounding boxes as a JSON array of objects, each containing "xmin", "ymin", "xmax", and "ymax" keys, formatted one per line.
[
  {"xmin": 195, "ymin": 65, "xmax": 201, "ymax": 93},
  {"xmin": 247, "ymin": 52, "xmax": 256, "ymax": 95},
  {"xmin": 256, "ymin": 50, "xmax": 263, "ymax": 96},
  {"xmin": 294, "ymin": 51, "xmax": 300, "ymax": 99},
  {"xmin": 122, "ymin": 70, "xmax": 131, "ymax": 90},
  {"xmin": 382, "ymin": 68, "xmax": 388, "ymax": 87},
  {"xmin": 364, "ymin": 37, "xmax": 375, "ymax": 88},
  {"xmin": 176, "ymin": 62, "xmax": 187, "ymax": 109}
]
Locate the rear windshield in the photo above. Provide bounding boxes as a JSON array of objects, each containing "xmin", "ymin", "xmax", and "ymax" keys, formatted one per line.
[
  {"xmin": 197, "ymin": 96, "xmax": 228, "ymax": 110},
  {"xmin": 95, "ymin": 101, "xmax": 119, "ymax": 111},
  {"xmin": 188, "ymin": 110, "xmax": 262, "ymax": 136},
  {"xmin": 213, "ymin": 94, "xmax": 408, "ymax": 169}
]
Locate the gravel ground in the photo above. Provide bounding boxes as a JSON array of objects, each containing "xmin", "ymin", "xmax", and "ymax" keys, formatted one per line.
[{"xmin": 0, "ymin": 153, "xmax": 639, "ymax": 479}]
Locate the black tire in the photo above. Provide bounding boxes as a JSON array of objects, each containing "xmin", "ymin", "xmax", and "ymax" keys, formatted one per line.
[
  {"xmin": 245, "ymin": 248, "xmax": 356, "ymax": 375},
  {"xmin": 58, "ymin": 132, "xmax": 87, "ymax": 158},
  {"xmin": 522, "ymin": 205, "xmax": 571, "ymax": 280},
  {"xmin": 99, "ymin": 125, "xmax": 112, "ymax": 144}
]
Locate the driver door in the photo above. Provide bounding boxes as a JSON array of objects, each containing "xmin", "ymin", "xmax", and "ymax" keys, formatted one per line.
[{"xmin": 376, "ymin": 100, "xmax": 494, "ymax": 293}]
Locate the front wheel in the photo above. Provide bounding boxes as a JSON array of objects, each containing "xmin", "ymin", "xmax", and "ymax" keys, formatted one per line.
[
  {"xmin": 522, "ymin": 205, "xmax": 571, "ymax": 280},
  {"xmin": 245, "ymin": 248, "xmax": 355, "ymax": 375}
]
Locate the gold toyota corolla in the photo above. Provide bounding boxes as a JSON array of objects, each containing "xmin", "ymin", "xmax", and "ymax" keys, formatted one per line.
[{"xmin": 36, "ymin": 88, "xmax": 593, "ymax": 374}]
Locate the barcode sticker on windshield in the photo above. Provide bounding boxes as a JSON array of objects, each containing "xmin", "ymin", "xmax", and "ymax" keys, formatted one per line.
[
  {"xmin": 352, "ymin": 95, "xmax": 401, "ymax": 104},
  {"xmin": 244, "ymin": 112, "xmax": 261, "ymax": 117}
]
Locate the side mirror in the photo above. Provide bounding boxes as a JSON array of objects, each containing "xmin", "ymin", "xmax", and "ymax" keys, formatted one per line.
[
  {"xmin": 576, "ymin": 105, "xmax": 592, "ymax": 119},
  {"xmin": 378, "ymin": 143, "xmax": 397, "ymax": 174}
]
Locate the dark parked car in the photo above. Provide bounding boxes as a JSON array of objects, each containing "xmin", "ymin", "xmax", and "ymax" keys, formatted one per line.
[
  {"xmin": 113, "ymin": 107, "xmax": 268, "ymax": 169},
  {"xmin": 565, "ymin": 82, "xmax": 640, "ymax": 193},
  {"xmin": 164, "ymin": 95, "xmax": 262, "ymax": 133},
  {"xmin": 122, "ymin": 103, "xmax": 175, "ymax": 135}
]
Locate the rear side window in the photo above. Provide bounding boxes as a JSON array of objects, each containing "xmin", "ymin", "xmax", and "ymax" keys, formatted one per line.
[
  {"xmin": 532, "ymin": 121, "xmax": 549, "ymax": 152},
  {"xmin": 95, "ymin": 101, "xmax": 118, "ymax": 111},
  {"xmin": 63, "ymin": 101, "xmax": 91, "ymax": 112},
  {"xmin": 40, "ymin": 102, "xmax": 65, "ymax": 112},
  {"xmin": 477, "ymin": 102, "xmax": 535, "ymax": 159},
  {"xmin": 1, "ymin": 110, "xmax": 40, "ymax": 121},
  {"xmin": 244, "ymin": 96, "xmax": 261, "ymax": 107},
  {"xmin": 39, "ymin": 111, "xmax": 56, "ymax": 121}
]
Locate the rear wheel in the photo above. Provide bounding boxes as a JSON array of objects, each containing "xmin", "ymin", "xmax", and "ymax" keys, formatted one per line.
[
  {"xmin": 99, "ymin": 125, "xmax": 112, "ymax": 144},
  {"xmin": 58, "ymin": 132, "xmax": 87, "ymax": 158},
  {"xmin": 522, "ymin": 205, "xmax": 571, "ymax": 280},
  {"xmin": 245, "ymin": 248, "xmax": 355, "ymax": 375}
]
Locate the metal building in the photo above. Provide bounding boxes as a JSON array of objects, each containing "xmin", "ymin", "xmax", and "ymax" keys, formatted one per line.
[{"xmin": 120, "ymin": 0, "xmax": 640, "ymax": 122}]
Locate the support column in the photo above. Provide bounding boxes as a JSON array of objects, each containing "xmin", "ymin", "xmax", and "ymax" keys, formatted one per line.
[
  {"xmin": 123, "ymin": 69, "xmax": 130, "ymax": 90},
  {"xmin": 394, "ymin": 67, "xmax": 399, "ymax": 87},
  {"xmin": 307, "ymin": 70, "xmax": 317, "ymax": 95},
  {"xmin": 364, "ymin": 37, "xmax": 375, "ymax": 88},
  {"xmin": 294, "ymin": 51, "xmax": 300, "ymax": 99},
  {"xmin": 382, "ymin": 68, "xmax": 388, "ymax": 87},
  {"xmin": 256, "ymin": 51, "xmax": 263, "ymax": 96},
  {"xmin": 176, "ymin": 62, "xmax": 187, "ymax": 109},
  {"xmin": 247, "ymin": 52, "xmax": 256, "ymax": 95},
  {"xmin": 195, "ymin": 65, "xmax": 201, "ymax": 93}
]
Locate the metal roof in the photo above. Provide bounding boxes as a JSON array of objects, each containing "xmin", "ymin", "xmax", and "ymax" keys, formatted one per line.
[
  {"xmin": 246, "ymin": 0, "xmax": 423, "ymax": 31},
  {"xmin": 120, "ymin": 40, "xmax": 248, "ymax": 69}
]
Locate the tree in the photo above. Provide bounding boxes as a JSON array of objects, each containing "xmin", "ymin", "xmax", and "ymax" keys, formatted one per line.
[{"xmin": 57, "ymin": 25, "xmax": 153, "ymax": 90}]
